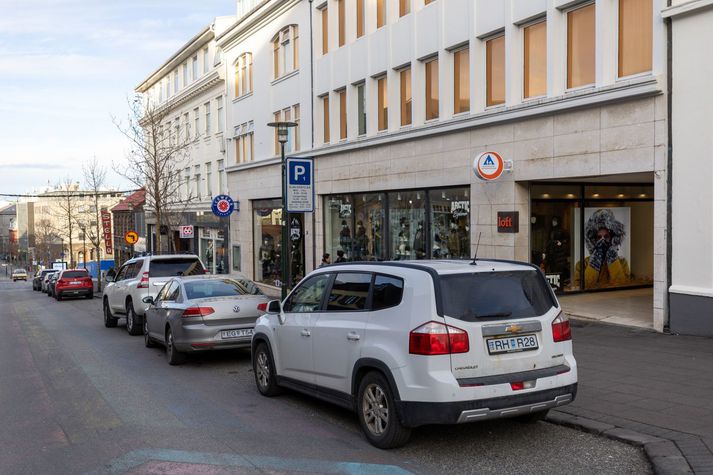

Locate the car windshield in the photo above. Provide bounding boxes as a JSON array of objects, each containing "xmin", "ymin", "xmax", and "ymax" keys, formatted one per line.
[
  {"xmin": 13, "ymin": 270, "xmax": 25, "ymax": 274},
  {"xmin": 439, "ymin": 270, "xmax": 555, "ymax": 321},
  {"xmin": 184, "ymin": 279, "xmax": 263, "ymax": 300},
  {"xmin": 149, "ymin": 258, "xmax": 205, "ymax": 277},
  {"xmin": 63, "ymin": 271, "xmax": 89, "ymax": 278}
]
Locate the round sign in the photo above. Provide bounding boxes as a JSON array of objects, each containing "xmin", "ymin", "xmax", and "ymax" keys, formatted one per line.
[
  {"xmin": 124, "ymin": 231, "xmax": 139, "ymax": 245},
  {"xmin": 473, "ymin": 151, "xmax": 505, "ymax": 181},
  {"xmin": 211, "ymin": 195, "xmax": 235, "ymax": 217}
]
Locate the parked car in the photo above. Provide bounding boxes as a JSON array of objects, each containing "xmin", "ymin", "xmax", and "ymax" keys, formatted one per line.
[
  {"xmin": 251, "ymin": 260, "xmax": 577, "ymax": 449},
  {"xmin": 54, "ymin": 269, "xmax": 93, "ymax": 301},
  {"xmin": 103, "ymin": 255, "xmax": 206, "ymax": 335},
  {"xmin": 42, "ymin": 271, "xmax": 57, "ymax": 293},
  {"xmin": 143, "ymin": 275, "xmax": 270, "ymax": 365},
  {"xmin": 46, "ymin": 272, "xmax": 60, "ymax": 297},
  {"xmin": 12, "ymin": 269, "xmax": 28, "ymax": 282},
  {"xmin": 33, "ymin": 269, "xmax": 55, "ymax": 291}
]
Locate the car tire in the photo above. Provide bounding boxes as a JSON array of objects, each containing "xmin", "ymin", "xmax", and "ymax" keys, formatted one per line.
[
  {"xmin": 357, "ymin": 372, "xmax": 411, "ymax": 449},
  {"xmin": 125, "ymin": 301, "xmax": 142, "ymax": 336},
  {"xmin": 253, "ymin": 342, "xmax": 282, "ymax": 397},
  {"xmin": 86, "ymin": 292, "xmax": 94, "ymax": 300},
  {"xmin": 103, "ymin": 300, "xmax": 118, "ymax": 328},
  {"xmin": 515, "ymin": 409, "xmax": 550, "ymax": 424},
  {"xmin": 144, "ymin": 319, "xmax": 156, "ymax": 348},
  {"xmin": 55, "ymin": 293, "xmax": 62, "ymax": 301},
  {"xmin": 166, "ymin": 328, "xmax": 186, "ymax": 365}
]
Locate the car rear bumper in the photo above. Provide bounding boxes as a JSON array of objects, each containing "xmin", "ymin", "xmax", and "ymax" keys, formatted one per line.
[
  {"xmin": 57, "ymin": 288, "xmax": 92, "ymax": 297},
  {"xmin": 395, "ymin": 383, "xmax": 577, "ymax": 428},
  {"xmin": 173, "ymin": 324, "xmax": 255, "ymax": 352}
]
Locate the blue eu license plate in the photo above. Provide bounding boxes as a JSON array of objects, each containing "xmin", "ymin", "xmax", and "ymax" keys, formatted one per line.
[{"xmin": 486, "ymin": 334, "xmax": 539, "ymax": 355}]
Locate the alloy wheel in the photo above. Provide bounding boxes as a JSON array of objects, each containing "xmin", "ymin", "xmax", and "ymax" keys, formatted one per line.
[
  {"xmin": 256, "ymin": 351, "xmax": 270, "ymax": 390},
  {"xmin": 362, "ymin": 383, "xmax": 389, "ymax": 436}
]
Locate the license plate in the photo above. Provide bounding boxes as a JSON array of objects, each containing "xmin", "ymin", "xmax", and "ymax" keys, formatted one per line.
[
  {"xmin": 487, "ymin": 334, "xmax": 539, "ymax": 355},
  {"xmin": 70, "ymin": 281, "xmax": 80, "ymax": 285},
  {"xmin": 220, "ymin": 329, "xmax": 254, "ymax": 340}
]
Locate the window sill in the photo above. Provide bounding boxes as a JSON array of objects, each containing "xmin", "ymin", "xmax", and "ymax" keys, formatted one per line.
[
  {"xmin": 565, "ymin": 83, "xmax": 596, "ymax": 94},
  {"xmin": 271, "ymin": 69, "xmax": 300, "ymax": 86},
  {"xmin": 453, "ymin": 110, "xmax": 471, "ymax": 118},
  {"xmin": 616, "ymin": 71, "xmax": 653, "ymax": 83},
  {"xmin": 233, "ymin": 91, "xmax": 253, "ymax": 103}
]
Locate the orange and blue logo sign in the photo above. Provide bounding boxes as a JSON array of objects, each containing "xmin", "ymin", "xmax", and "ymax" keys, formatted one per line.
[
  {"xmin": 211, "ymin": 195, "xmax": 235, "ymax": 217},
  {"xmin": 473, "ymin": 151, "xmax": 505, "ymax": 181}
]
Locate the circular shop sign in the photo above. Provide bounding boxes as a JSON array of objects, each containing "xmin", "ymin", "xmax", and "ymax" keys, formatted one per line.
[
  {"xmin": 124, "ymin": 230, "xmax": 139, "ymax": 245},
  {"xmin": 473, "ymin": 151, "xmax": 505, "ymax": 181},
  {"xmin": 211, "ymin": 195, "xmax": 235, "ymax": 217}
]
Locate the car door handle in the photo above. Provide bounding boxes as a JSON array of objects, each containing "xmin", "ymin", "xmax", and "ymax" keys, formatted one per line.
[
  {"xmin": 300, "ymin": 329, "xmax": 311, "ymax": 337},
  {"xmin": 347, "ymin": 332, "xmax": 361, "ymax": 341}
]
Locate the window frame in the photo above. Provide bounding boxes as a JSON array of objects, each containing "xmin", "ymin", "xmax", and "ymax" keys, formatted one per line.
[
  {"xmin": 376, "ymin": 0, "xmax": 386, "ymax": 29},
  {"xmin": 399, "ymin": 0, "xmax": 410, "ymax": 17},
  {"xmin": 322, "ymin": 94, "xmax": 331, "ymax": 144},
  {"xmin": 323, "ymin": 271, "xmax": 375, "ymax": 313},
  {"xmin": 338, "ymin": 88, "xmax": 347, "ymax": 140},
  {"xmin": 283, "ymin": 273, "xmax": 334, "ymax": 313},
  {"xmin": 566, "ymin": 2, "xmax": 596, "ymax": 91},
  {"xmin": 485, "ymin": 33, "xmax": 506, "ymax": 107},
  {"xmin": 321, "ymin": 6, "xmax": 329, "ymax": 55},
  {"xmin": 371, "ymin": 273, "xmax": 405, "ymax": 311},
  {"xmin": 356, "ymin": 82, "xmax": 367, "ymax": 136},
  {"xmin": 400, "ymin": 66, "xmax": 412, "ymax": 127},
  {"xmin": 616, "ymin": 0, "xmax": 653, "ymax": 79},
  {"xmin": 272, "ymin": 25, "xmax": 300, "ymax": 80},
  {"xmin": 523, "ymin": 18, "xmax": 548, "ymax": 100},
  {"xmin": 338, "ymin": 0, "xmax": 346, "ymax": 47},
  {"xmin": 424, "ymin": 57, "xmax": 439, "ymax": 121},
  {"xmin": 356, "ymin": 0, "xmax": 365, "ymax": 38},
  {"xmin": 235, "ymin": 52, "xmax": 253, "ymax": 98},
  {"xmin": 453, "ymin": 45, "xmax": 471, "ymax": 115},
  {"xmin": 377, "ymin": 75, "xmax": 388, "ymax": 131}
]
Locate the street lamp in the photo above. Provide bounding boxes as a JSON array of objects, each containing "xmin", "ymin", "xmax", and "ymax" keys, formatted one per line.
[{"xmin": 267, "ymin": 121, "xmax": 298, "ymax": 300}]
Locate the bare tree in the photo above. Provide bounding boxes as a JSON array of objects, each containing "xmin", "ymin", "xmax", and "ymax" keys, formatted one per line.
[
  {"xmin": 81, "ymin": 157, "xmax": 108, "ymax": 290},
  {"xmin": 113, "ymin": 94, "xmax": 194, "ymax": 254},
  {"xmin": 34, "ymin": 218, "xmax": 61, "ymax": 265},
  {"xmin": 53, "ymin": 178, "xmax": 80, "ymax": 268}
]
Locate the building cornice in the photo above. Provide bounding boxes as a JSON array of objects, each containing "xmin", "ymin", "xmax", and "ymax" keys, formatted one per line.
[
  {"xmin": 216, "ymin": 0, "xmax": 301, "ymax": 52},
  {"xmin": 662, "ymin": 0, "xmax": 713, "ymax": 18},
  {"xmin": 153, "ymin": 70, "xmax": 224, "ymax": 115}
]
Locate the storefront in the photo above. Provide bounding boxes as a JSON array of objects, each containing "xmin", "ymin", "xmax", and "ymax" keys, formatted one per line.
[
  {"xmin": 253, "ymin": 198, "xmax": 305, "ymax": 287},
  {"xmin": 323, "ymin": 186, "xmax": 471, "ymax": 262},
  {"xmin": 530, "ymin": 183, "xmax": 654, "ymax": 294}
]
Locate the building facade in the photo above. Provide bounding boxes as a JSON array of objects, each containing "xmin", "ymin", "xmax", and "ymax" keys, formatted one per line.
[
  {"xmin": 111, "ymin": 189, "xmax": 146, "ymax": 268},
  {"xmin": 0, "ymin": 204, "xmax": 17, "ymax": 261}
]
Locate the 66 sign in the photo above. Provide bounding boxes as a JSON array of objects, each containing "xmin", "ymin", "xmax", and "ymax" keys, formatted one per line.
[{"xmin": 211, "ymin": 195, "xmax": 235, "ymax": 217}]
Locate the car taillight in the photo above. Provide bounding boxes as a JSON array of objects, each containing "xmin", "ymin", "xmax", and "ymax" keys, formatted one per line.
[
  {"xmin": 182, "ymin": 306, "xmax": 215, "ymax": 318},
  {"xmin": 137, "ymin": 271, "xmax": 149, "ymax": 289},
  {"xmin": 257, "ymin": 303, "xmax": 268, "ymax": 312},
  {"xmin": 552, "ymin": 312, "xmax": 572, "ymax": 342},
  {"xmin": 409, "ymin": 321, "xmax": 470, "ymax": 355}
]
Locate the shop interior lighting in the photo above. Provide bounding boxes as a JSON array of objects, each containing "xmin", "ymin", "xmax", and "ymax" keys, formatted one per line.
[
  {"xmin": 397, "ymin": 193, "xmax": 402, "ymax": 201},
  {"xmin": 638, "ymin": 193, "xmax": 647, "ymax": 198},
  {"xmin": 592, "ymin": 193, "xmax": 600, "ymax": 198},
  {"xmin": 442, "ymin": 191, "xmax": 446, "ymax": 199},
  {"xmin": 617, "ymin": 193, "xmax": 625, "ymax": 198}
]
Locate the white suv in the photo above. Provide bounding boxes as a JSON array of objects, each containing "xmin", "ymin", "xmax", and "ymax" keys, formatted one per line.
[
  {"xmin": 103, "ymin": 255, "xmax": 206, "ymax": 335},
  {"xmin": 251, "ymin": 260, "xmax": 577, "ymax": 448}
]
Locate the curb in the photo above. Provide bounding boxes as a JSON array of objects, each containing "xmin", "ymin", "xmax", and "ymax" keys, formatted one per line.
[{"xmin": 547, "ymin": 411, "xmax": 693, "ymax": 474}]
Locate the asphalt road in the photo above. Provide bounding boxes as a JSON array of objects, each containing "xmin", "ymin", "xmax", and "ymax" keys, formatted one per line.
[{"xmin": 0, "ymin": 277, "xmax": 651, "ymax": 475}]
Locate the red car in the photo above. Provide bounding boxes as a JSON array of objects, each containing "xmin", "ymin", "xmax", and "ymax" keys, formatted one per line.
[{"xmin": 55, "ymin": 269, "xmax": 94, "ymax": 301}]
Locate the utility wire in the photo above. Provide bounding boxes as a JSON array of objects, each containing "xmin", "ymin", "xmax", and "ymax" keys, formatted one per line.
[{"xmin": 0, "ymin": 189, "xmax": 142, "ymax": 199}]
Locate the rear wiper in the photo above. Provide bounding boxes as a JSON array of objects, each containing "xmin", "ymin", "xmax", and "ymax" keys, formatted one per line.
[{"xmin": 475, "ymin": 312, "xmax": 512, "ymax": 319}]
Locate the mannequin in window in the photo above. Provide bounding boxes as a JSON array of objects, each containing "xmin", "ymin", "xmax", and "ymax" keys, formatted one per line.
[
  {"xmin": 413, "ymin": 221, "xmax": 426, "ymax": 259},
  {"xmin": 259, "ymin": 234, "xmax": 275, "ymax": 278},
  {"xmin": 354, "ymin": 220, "xmax": 369, "ymax": 261},
  {"xmin": 544, "ymin": 216, "xmax": 570, "ymax": 284},
  {"xmin": 339, "ymin": 220, "xmax": 352, "ymax": 257},
  {"xmin": 575, "ymin": 209, "xmax": 630, "ymax": 289},
  {"xmin": 396, "ymin": 232, "xmax": 409, "ymax": 260}
]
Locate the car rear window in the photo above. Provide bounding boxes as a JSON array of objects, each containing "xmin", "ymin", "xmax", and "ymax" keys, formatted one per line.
[
  {"xmin": 149, "ymin": 258, "xmax": 205, "ymax": 277},
  {"xmin": 184, "ymin": 279, "xmax": 263, "ymax": 300},
  {"xmin": 439, "ymin": 270, "xmax": 555, "ymax": 321},
  {"xmin": 63, "ymin": 270, "xmax": 89, "ymax": 278}
]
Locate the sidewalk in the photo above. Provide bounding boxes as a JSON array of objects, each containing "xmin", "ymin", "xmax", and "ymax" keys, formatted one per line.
[{"xmin": 548, "ymin": 319, "xmax": 713, "ymax": 474}]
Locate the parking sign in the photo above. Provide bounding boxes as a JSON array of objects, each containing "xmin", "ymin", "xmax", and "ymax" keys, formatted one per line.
[{"xmin": 286, "ymin": 157, "xmax": 314, "ymax": 213}]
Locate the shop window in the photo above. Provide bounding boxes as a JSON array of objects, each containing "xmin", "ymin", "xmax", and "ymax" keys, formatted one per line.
[
  {"xmin": 429, "ymin": 188, "xmax": 470, "ymax": 259},
  {"xmin": 567, "ymin": 3, "xmax": 595, "ymax": 89},
  {"xmin": 389, "ymin": 190, "xmax": 427, "ymax": 260},
  {"xmin": 618, "ymin": 0, "xmax": 652, "ymax": 77},
  {"xmin": 486, "ymin": 35, "xmax": 505, "ymax": 106},
  {"xmin": 254, "ymin": 200, "xmax": 305, "ymax": 288},
  {"xmin": 524, "ymin": 20, "xmax": 547, "ymax": 98},
  {"xmin": 324, "ymin": 193, "xmax": 386, "ymax": 263}
]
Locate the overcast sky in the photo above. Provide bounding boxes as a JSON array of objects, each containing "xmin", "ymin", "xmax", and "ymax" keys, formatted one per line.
[{"xmin": 0, "ymin": 0, "xmax": 234, "ymax": 201}]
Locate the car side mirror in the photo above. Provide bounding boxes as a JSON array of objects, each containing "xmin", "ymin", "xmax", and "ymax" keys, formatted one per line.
[{"xmin": 142, "ymin": 296, "xmax": 154, "ymax": 306}]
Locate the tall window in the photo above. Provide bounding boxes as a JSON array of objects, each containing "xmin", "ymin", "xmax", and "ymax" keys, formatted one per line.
[
  {"xmin": 424, "ymin": 0, "xmax": 436, "ymax": 4},
  {"xmin": 273, "ymin": 25, "xmax": 299, "ymax": 79},
  {"xmin": 453, "ymin": 47, "xmax": 470, "ymax": 114},
  {"xmin": 217, "ymin": 159, "xmax": 225, "ymax": 193},
  {"xmin": 400, "ymin": 67, "xmax": 412, "ymax": 126},
  {"xmin": 235, "ymin": 122, "xmax": 255, "ymax": 164},
  {"xmin": 184, "ymin": 168, "xmax": 191, "ymax": 198},
  {"xmin": 425, "ymin": 58, "xmax": 439, "ymax": 120},
  {"xmin": 183, "ymin": 112, "xmax": 190, "ymax": 141},
  {"xmin": 203, "ymin": 47, "xmax": 210, "ymax": 74},
  {"xmin": 567, "ymin": 3, "xmax": 596, "ymax": 89},
  {"xmin": 292, "ymin": 104, "xmax": 301, "ymax": 152},
  {"xmin": 323, "ymin": 95, "xmax": 330, "ymax": 144},
  {"xmin": 378, "ymin": 76, "xmax": 388, "ymax": 131},
  {"xmin": 205, "ymin": 162, "xmax": 212, "ymax": 197},
  {"xmin": 173, "ymin": 71, "xmax": 179, "ymax": 93},
  {"xmin": 399, "ymin": 0, "xmax": 410, "ymax": 17},
  {"xmin": 357, "ymin": 83, "xmax": 367, "ymax": 136},
  {"xmin": 182, "ymin": 63, "xmax": 188, "ymax": 87},
  {"xmin": 338, "ymin": 0, "xmax": 345, "ymax": 47},
  {"xmin": 486, "ymin": 35, "xmax": 505, "ymax": 106},
  {"xmin": 273, "ymin": 106, "xmax": 300, "ymax": 153},
  {"xmin": 338, "ymin": 89, "xmax": 347, "ymax": 140},
  {"xmin": 524, "ymin": 21, "xmax": 547, "ymax": 98},
  {"xmin": 618, "ymin": 0, "xmax": 652, "ymax": 77},
  {"xmin": 376, "ymin": 0, "xmax": 386, "ymax": 28},
  {"xmin": 193, "ymin": 108, "xmax": 200, "ymax": 139},
  {"xmin": 217, "ymin": 96, "xmax": 224, "ymax": 133},
  {"xmin": 192, "ymin": 55, "xmax": 198, "ymax": 81},
  {"xmin": 194, "ymin": 165, "xmax": 201, "ymax": 200},
  {"xmin": 235, "ymin": 53, "xmax": 253, "ymax": 97},
  {"xmin": 356, "ymin": 0, "xmax": 365, "ymax": 38},
  {"xmin": 321, "ymin": 7, "xmax": 328, "ymax": 54},
  {"xmin": 204, "ymin": 102, "xmax": 211, "ymax": 135}
]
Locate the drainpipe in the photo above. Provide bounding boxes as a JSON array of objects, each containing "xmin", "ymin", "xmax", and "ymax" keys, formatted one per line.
[
  {"xmin": 665, "ymin": 0, "xmax": 673, "ymax": 332},
  {"xmin": 309, "ymin": 0, "xmax": 317, "ymax": 272}
]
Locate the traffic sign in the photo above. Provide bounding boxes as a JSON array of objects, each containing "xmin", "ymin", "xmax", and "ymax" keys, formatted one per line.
[
  {"xmin": 124, "ymin": 230, "xmax": 139, "ymax": 245},
  {"xmin": 473, "ymin": 151, "xmax": 510, "ymax": 181},
  {"xmin": 286, "ymin": 157, "xmax": 314, "ymax": 213},
  {"xmin": 180, "ymin": 225, "xmax": 194, "ymax": 239},
  {"xmin": 211, "ymin": 195, "xmax": 235, "ymax": 217}
]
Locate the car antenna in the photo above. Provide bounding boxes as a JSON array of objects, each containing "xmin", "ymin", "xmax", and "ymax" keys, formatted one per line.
[{"xmin": 470, "ymin": 232, "xmax": 482, "ymax": 265}]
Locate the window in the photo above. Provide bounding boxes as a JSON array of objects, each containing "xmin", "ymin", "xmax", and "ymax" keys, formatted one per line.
[
  {"xmin": 194, "ymin": 165, "xmax": 201, "ymax": 199},
  {"xmin": 486, "ymin": 35, "xmax": 505, "ymax": 106},
  {"xmin": 376, "ymin": 0, "xmax": 386, "ymax": 28},
  {"xmin": 357, "ymin": 83, "xmax": 366, "ymax": 136},
  {"xmin": 183, "ymin": 113, "xmax": 190, "ymax": 141},
  {"xmin": 273, "ymin": 111, "xmax": 280, "ymax": 154},
  {"xmin": 273, "ymin": 25, "xmax": 299, "ymax": 79},
  {"xmin": 235, "ymin": 53, "xmax": 253, "ymax": 97},
  {"xmin": 400, "ymin": 67, "xmax": 412, "ymax": 126},
  {"xmin": 399, "ymin": 0, "xmax": 410, "ymax": 17},
  {"xmin": 173, "ymin": 71, "xmax": 179, "ymax": 93},
  {"xmin": 338, "ymin": 89, "xmax": 347, "ymax": 140},
  {"xmin": 185, "ymin": 279, "xmax": 262, "ymax": 300},
  {"xmin": 150, "ymin": 258, "xmax": 205, "ymax": 277},
  {"xmin": 327, "ymin": 273, "xmax": 371, "ymax": 311},
  {"xmin": 203, "ymin": 46, "xmax": 210, "ymax": 74},
  {"xmin": 377, "ymin": 76, "xmax": 388, "ymax": 131},
  {"xmin": 182, "ymin": 62, "xmax": 188, "ymax": 87},
  {"xmin": 372, "ymin": 275, "xmax": 404, "ymax": 310},
  {"xmin": 425, "ymin": 58, "xmax": 439, "ymax": 120},
  {"xmin": 184, "ymin": 168, "xmax": 190, "ymax": 197},
  {"xmin": 217, "ymin": 159, "xmax": 225, "ymax": 193},
  {"xmin": 524, "ymin": 21, "xmax": 547, "ymax": 98},
  {"xmin": 294, "ymin": 104, "xmax": 300, "ymax": 152},
  {"xmin": 323, "ymin": 95, "xmax": 330, "ymax": 144},
  {"xmin": 321, "ymin": 7, "xmax": 329, "ymax": 54},
  {"xmin": 356, "ymin": 0, "xmax": 365, "ymax": 38},
  {"xmin": 272, "ymin": 106, "xmax": 300, "ymax": 153},
  {"xmin": 424, "ymin": 0, "xmax": 436, "ymax": 4},
  {"xmin": 618, "ymin": 0, "xmax": 652, "ymax": 77},
  {"xmin": 567, "ymin": 3, "xmax": 595, "ymax": 89},
  {"xmin": 283, "ymin": 274, "xmax": 330, "ymax": 312},
  {"xmin": 192, "ymin": 55, "xmax": 198, "ymax": 81},
  {"xmin": 217, "ymin": 96, "xmax": 224, "ymax": 133},
  {"xmin": 193, "ymin": 108, "xmax": 200, "ymax": 140},
  {"xmin": 338, "ymin": 0, "xmax": 345, "ymax": 47},
  {"xmin": 205, "ymin": 162, "xmax": 212, "ymax": 197},
  {"xmin": 204, "ymin": 102, "xmax": 211, "ymax": 135},
  {"xmin": 453, "ymin": 47, "xmax": 470, "ymax": 114},
  {"xmin": 235, "ymin": 123, "xmax": 255, "ymax": 164}
]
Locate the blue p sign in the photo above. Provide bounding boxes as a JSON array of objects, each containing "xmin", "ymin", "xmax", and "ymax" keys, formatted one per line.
[{"xmin": 289, "ymin": 160, "xmax": 311, "ymax": 185}]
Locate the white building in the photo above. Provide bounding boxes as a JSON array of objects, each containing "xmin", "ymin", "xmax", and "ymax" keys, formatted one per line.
[{"xmin": 135, "ymin": 16, "xmax": 235, "ymax": 274}]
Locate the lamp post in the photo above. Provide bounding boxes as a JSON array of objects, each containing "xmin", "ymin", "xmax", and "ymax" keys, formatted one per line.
[{"xmin": 267, "ymin": 121, "xmax": 298, "ymax": 300}]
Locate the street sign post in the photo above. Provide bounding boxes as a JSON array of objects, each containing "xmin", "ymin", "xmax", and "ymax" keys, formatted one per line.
[
  {"xmin": 286, "ymin": 157, "xmax": 314, "ymax": 213},
  {"xmin": 124, "ymin": 231, "xmax": 139, "ymax": 245}
]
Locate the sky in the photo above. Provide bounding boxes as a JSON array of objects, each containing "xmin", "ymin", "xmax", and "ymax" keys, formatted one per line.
[{"xmin": 0, "ymin": 0, "xmax": 235, "ymax": 202}]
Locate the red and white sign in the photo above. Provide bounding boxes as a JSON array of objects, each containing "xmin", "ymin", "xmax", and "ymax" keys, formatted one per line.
[
  {"xmin": 473, "ymin": 151, "xmax": 506, "ymax": 181},
  {"xmin": 180, "ymin": 225, "xmax": 194, "ymax": 239},
  {"xmin": 101, "ymin": 210, "xmax": 113, "ymax": 255}
]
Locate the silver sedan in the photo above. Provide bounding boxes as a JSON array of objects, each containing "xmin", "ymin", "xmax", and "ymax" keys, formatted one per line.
[{"xmin": 143, "ymin": 275, "xmax": 271, "ymax": 365}]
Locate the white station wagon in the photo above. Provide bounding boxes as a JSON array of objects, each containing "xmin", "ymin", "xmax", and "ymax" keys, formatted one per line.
[{"xmin": 251, "ymin": 259, "xmax": 578, "ymax": 448}]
